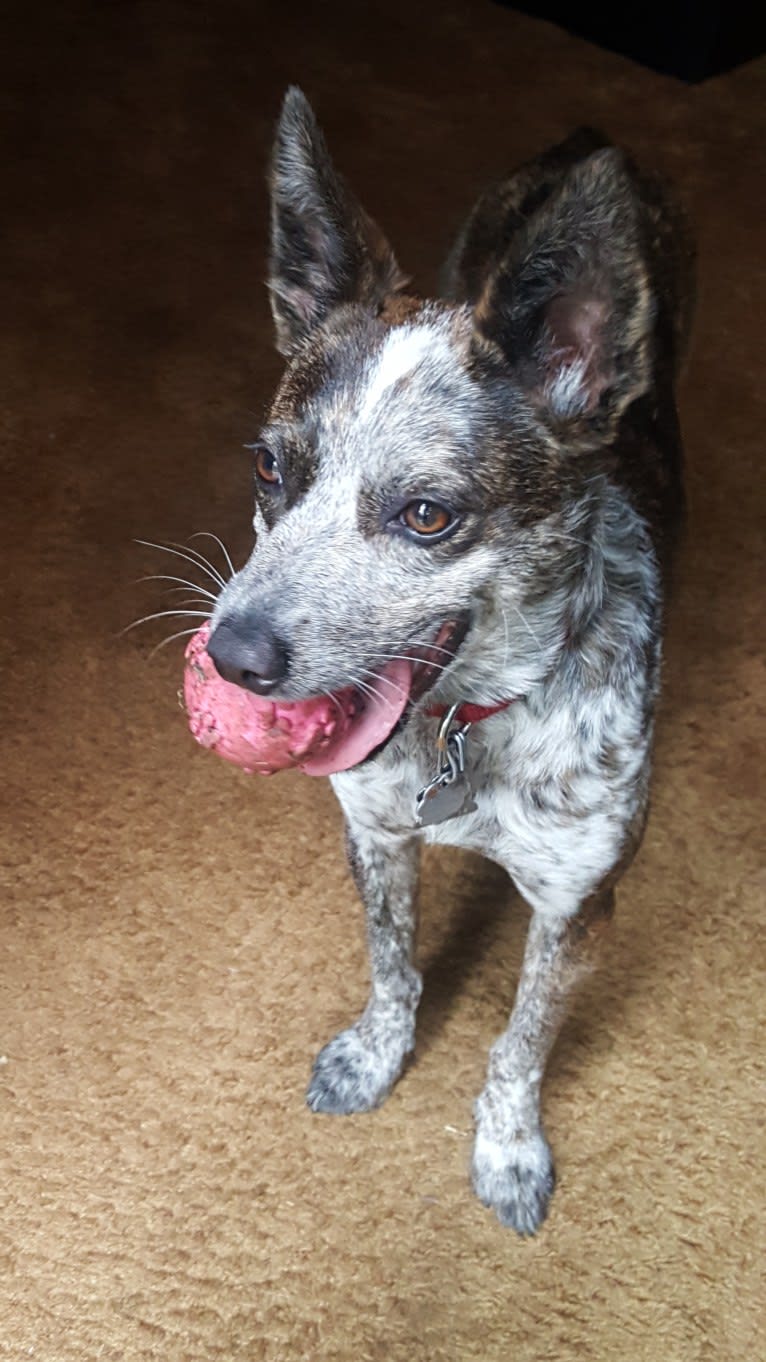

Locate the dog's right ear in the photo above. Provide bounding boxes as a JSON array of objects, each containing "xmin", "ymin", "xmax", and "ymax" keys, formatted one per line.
[{"xmin": 268, "ymin": 88, "xmax": 407, "ymax": 356}]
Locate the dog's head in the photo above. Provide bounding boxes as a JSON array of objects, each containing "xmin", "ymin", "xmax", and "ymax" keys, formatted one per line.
[{"xmin": 209, "ymin": 89, "xmax": 655, "ymax": 771}]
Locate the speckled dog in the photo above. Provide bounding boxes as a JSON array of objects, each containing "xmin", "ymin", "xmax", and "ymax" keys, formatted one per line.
[{"xmin": 207, "ymin": 88, "xmax": 694, "ymax": 1234}]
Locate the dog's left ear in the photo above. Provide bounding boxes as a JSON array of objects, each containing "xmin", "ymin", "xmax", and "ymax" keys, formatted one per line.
[
  {"xmin": 473, "ymin": 149, "xmax": 654, "ymax": 447},
  {"xmin": 268, "ymin": 88, "xmax": 407, "ymax": 355}
]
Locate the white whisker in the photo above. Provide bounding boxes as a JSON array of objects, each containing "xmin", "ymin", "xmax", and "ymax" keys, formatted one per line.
[
  {"xmin": 189, "ymin": 531, "xmax": 236, "ymax": 581},
  {"xmin": 501, "ymin": 606, "xmax": 511, "ymax": 673},
  {"xmin": 121, "ymin": 608, "xmax": 211, "ymax": 637},
  {"xmin": 348, "ymin": 675, "xmax": 382, "ymax": 706},
  {"xmin": 356, "ymin": 658, "xmax": 492, "ymax": 707},
  {"xmin": 136, "ymin": 573, "xmax": 218, "ymax": 601},
  {"xmin": 165, "ymin": 596, "xmax": 214, "ymax": 610},
  {"xmin": 375, "ymin": 651, "xmax": 452, "ymax": 676},
  {"xmin": 555, "ymin": 534, "xmax": 590, "ymax": 550},
  {"xmin": 372, "ymin": 652, "xmax": 503, "ymax": 702},
  {"xmin": 326, "ymin": 690, "xmax": 345, "ymax": 722},
  {"xmin": 381, "ymin": 638, "xmax": 458, "ymax": 659},
  {"xmin": 510, "ymin": 602, "xmax": 543, "ymax": 652},
  {"xmin": 134, "ymin": 540, "xmax": 226, "ymax": 590},
  {"xmin": 170, "ymin": 539, "xmax": 227, "ymax": 587},
  {"xmin": 358, "ymin": 665, "xmax": 409, "ymax": 703},
  {"xmin": 148, "ymin": 627, "xmax": 201, "ymax": 659}
]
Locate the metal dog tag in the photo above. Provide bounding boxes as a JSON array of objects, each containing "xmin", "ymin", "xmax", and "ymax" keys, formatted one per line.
[
  {"xmin": 415, "ymin": 708, "xmax": 478, "ymax": 828},
  {"xmin": 416, "ymin": 770, "xmax": 477, "ymax": 826}
]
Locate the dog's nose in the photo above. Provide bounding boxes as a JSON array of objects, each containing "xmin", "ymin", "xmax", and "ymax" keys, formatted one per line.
[{"xmin": 206, "ymin": 615, "xmax": 289, "ymax": 695}]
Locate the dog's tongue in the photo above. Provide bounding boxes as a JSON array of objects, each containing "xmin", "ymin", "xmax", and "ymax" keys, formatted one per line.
[
  {"xmin": 298, "ymin": 661, "xmax": 411, "ymax": 775},
  {"xmin": 183, "ymin": 624, "xmax": 411, "ymax": 777}
]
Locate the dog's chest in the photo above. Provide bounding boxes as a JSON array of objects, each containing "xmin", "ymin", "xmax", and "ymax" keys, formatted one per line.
[
  {"xmin": 332, "ymin": 705, "xmax": 564, "ymax": 851},
  {"xmin": 332, "ymin": 683, "xmax": 651, "ymax": 907}
]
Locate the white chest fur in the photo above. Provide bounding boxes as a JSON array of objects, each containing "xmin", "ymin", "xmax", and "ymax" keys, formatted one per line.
[{"xmin": 332, "ymin": 659, "xmax": 654, "ymax": 920}]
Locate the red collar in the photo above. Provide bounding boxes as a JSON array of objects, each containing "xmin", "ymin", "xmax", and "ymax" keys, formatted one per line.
[{"xmin": 424, "ymin": 699, "xmax": 514, "ymax": 724}]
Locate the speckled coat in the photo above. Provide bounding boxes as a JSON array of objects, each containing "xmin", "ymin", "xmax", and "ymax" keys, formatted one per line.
[{"xmin": 210, "ymin": 89, "xmax": 694, "ymax": 1234}]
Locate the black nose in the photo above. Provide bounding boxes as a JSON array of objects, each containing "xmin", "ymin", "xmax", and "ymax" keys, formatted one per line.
[{"xmin": 206, "ymin": 615, "xmax": 289, "ymax": 695}]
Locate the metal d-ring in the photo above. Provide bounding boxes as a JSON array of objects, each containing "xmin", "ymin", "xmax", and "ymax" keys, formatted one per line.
[
  {"xmin": 436, "ymin": 702, "xmax": 462, "ymax": 752},
  {"xmin": 436, "ymin": 703, "xmax": 472, "ymax": 783}
]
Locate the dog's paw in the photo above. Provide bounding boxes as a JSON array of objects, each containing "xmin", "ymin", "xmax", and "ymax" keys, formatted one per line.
[
  {"xmin": 306, "ymin": 1026, "xmax": 407, "ymax": 1115},
  {"xmin": 471, "ymin": 1128, "xmax": 555, "ymax": 1236}
]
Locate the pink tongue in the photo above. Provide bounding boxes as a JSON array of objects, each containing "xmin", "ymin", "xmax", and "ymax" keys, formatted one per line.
[
  {"xmin": 300, "ymin": 659, "xmax": 411, "ymax": 776},
  {"xmin": 183, "ymin": 624, "xmax": 411, "ymax": 777}
]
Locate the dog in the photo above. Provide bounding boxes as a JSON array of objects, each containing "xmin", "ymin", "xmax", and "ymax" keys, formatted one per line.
[{"xmin": 204, "ymin": 87, "xmax": 694, "ymax": 1234}]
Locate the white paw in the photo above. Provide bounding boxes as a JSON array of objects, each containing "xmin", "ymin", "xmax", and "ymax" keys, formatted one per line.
[
  {"xmin": 471, "ymin": 1127, "xmax": 555, "ymax": 1235},
  {"xmin": 306, "ymin": 1025, "xmax": 409, "ymax": 1115}
]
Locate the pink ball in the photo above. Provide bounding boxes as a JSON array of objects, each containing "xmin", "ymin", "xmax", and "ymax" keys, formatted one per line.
[
  {"xmin": 183, "ymin": 623, "xmax": 348, "ymax": 775},
  {"xmin": 183, "ymin": 624, "xmax": 412, "ymax": 777}
]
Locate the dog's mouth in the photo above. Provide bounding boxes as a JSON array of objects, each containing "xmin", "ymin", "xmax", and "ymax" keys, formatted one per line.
[
  {"xmin": 184, "ymin": 618, "xmax": 467, "ymax": 778},
  {"xmin": 300, "ymin": 617, "xmax": 468, "ymax": 776}
]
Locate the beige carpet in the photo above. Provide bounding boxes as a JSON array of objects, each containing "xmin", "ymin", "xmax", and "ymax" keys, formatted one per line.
[{"xmin": 1, "ymin": 0, "xmax": 764, "ymax": 1357}]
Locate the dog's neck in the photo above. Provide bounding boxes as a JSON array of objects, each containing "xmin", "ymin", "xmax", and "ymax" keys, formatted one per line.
[{"xmin": 429, "ymin": 479, "xmax": 660, "ymax": 719}]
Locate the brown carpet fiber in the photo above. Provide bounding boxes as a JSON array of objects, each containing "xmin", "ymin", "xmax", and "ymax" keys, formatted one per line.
[{"xmin": 2, "ymin": 0, "xmax": 764, "ymax": 1356}]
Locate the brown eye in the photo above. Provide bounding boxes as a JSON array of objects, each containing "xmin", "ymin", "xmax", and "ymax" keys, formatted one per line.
[
  {"xmin": 401, "ymin": 500, "xmax": 453, "ymax": 537},
  {"xmin": 254, "ymin": 445, "xmax": 281, "ymax": 486}
]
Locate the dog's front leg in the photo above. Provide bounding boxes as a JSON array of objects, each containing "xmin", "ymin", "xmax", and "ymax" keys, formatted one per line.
[
  {"xmin": 307, "ymin": 825, "xmax": 421, "ymax": 1115},
  {"xmin": 472, "ymin": 888, "xmax": 614, "ymax": 1234}
]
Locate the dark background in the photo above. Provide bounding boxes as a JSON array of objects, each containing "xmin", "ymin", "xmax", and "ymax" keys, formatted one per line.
[{"xmin": 503, "ymin": 0, "xmax": 764, "ymax": 80}]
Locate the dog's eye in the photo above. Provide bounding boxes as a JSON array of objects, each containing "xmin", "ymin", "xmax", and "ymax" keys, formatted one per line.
[
  {"xmin": 254, "ymin": 445, "xmax": 282, "ymax": 486},
  {"xmin": 400, "ymin": 500, "xmax": 454, "ymax": 538}
]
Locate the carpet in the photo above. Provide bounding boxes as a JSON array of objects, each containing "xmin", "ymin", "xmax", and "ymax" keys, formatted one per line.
[{"xmin": 1, "ymin": 0, "xmax": 763, "ymax": 1357}]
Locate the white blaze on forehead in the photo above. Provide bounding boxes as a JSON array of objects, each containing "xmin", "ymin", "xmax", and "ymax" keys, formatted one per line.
[{"xmin": 357, "ymin": 324, "xmax": 446, "ymax": 422}]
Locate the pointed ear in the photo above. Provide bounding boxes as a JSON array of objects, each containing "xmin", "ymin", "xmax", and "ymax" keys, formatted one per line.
[
  {"xmin": 268, "ymin": 88, "xmax": 407, "ymax": 355},
  {"xmin": 473, "ymin": 149, "xmax": 654, "ymax": 446}
]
